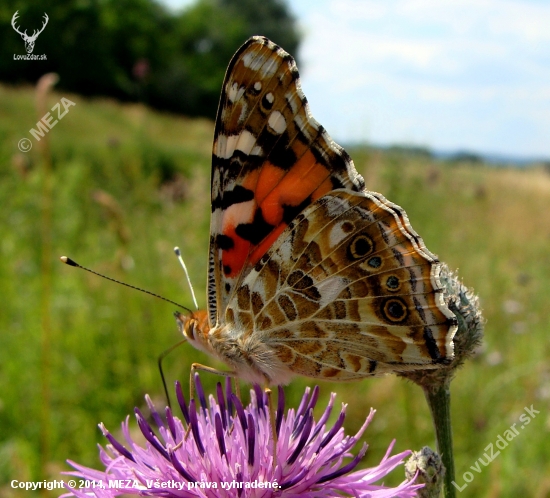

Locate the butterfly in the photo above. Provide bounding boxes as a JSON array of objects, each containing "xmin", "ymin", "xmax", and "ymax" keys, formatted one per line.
[{"xmin": 175, "ymin": 36, "xmax": 458, "ymax": 386}]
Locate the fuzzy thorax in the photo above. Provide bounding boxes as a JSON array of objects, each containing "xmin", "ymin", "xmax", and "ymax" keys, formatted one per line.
[{"xmin": 174, "ymin": 310, "xmax": 295, "ymax": 386}]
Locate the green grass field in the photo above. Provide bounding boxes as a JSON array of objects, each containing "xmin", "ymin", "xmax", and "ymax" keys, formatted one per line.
[{"xmin": 1, "ymin": 83, "xmax": 549, "ymax": 496}]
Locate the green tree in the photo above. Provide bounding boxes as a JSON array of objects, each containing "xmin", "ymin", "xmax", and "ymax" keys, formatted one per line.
[
  {"xmin": 0, "ymin": 0, "xmax": 300, "ymax": 119},
  {"xmin": 150, "ymin": 0, "xmax": 300, "ymax": 117},
  {"xmin": 220, "ymin": 0, "xmax": 300, "ymax": 55},
  {"xmin": 0, "ymin": 0, "xmax": 174, "ymax": 101}
]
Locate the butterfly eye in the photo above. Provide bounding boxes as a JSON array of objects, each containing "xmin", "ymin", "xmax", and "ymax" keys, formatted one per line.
[{"xmin": 184, "ymin": 319, "xmax": 196, "ymax": 340}]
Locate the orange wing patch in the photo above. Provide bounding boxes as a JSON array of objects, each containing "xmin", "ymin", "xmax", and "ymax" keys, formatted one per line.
[
  {"xmin": 208, "ymin": 36, "xmax": 364, "ymax": 323},
  {"xmin": 221, "ymin": 151, "xmax": 334, "ymax": 275}
]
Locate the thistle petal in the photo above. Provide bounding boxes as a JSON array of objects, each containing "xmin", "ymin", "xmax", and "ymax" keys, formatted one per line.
[{"xmin": 63, "ymin": 377, "xmax": 422, "ymax": 498}]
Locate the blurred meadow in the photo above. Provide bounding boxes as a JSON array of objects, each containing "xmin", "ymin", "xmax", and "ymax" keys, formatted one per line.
[{"xmin": 1, "ymin": 82, "xmax": 549, "ymax": 497}]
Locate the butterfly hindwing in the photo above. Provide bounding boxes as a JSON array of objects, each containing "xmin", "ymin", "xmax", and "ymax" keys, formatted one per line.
[
  {"xmin": 225, "ymin": 190, "xmax": 458, "ymax": 380},
  {"xmin": 209, "ymin": 36, "xmax": 365, "ymax": 327}
]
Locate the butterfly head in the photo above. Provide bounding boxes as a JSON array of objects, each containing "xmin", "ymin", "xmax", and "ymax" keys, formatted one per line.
[{"xmin": 174, "ymin": 309, "xmax": 212, "ymax": 355}]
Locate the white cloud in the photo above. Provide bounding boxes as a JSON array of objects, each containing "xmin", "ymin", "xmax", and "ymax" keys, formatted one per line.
[
  {"xmin": 158, "ymin": 0, "xmax": 550, "ymax": 156},
  {"xmin": 486, "ymin": 2, "xmax": 550, "ymax": 42},
  {"xmin": 294, "ymin": 0, "xmax": 550, "ymax": 156}
]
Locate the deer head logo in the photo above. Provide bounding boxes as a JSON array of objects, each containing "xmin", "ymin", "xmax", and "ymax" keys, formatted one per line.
[{"xmin": 11, "ymin": 11, "xmax": 49, "ymax": 54}]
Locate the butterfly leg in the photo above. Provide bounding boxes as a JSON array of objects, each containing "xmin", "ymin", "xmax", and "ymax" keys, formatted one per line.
[
  {"xmin": 182, "ymin": 364, "xmax": 238, "ymax": 441},
  {"xmin": 189, "ymin": 362, "xmax": 238, "ymax": 399}
]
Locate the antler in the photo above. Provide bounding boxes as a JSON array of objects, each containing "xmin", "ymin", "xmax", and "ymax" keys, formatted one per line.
[
  {"xmin": 11, "ymin": 11, "xmax": 48, "ymax": 40},
  {"xmin": 32, "ymin": 13, "xmax": 49, "ymax": 39},
  {"xmin": 11, "ymin": 11, "xmax": 27, "ymax": 37}
]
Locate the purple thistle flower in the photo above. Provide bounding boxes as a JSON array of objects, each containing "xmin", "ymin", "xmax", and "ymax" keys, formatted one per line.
[{"xmin": 62, "ymin": 375, "xmax": 422, "ymax": 497}]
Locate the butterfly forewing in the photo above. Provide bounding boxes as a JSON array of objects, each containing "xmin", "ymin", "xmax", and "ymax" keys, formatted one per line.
[{"xmin": 209, "ymin": 36, "xmax": 365, "ymax": 326}]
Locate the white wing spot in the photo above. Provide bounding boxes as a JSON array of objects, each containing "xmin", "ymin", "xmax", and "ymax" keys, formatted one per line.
[
  {"xmin": 214, "ymin": 134, "xmax": 237, "ymax": 159},
  {"xmin": 279, "ymin": 240, "xmax": 293, "ymax": 263},
  {"xmin": 317, "ymin": 277, "xmax": 348, "ymax": 308},
  {"xmin": 238, "ymin": 102, "xmax": 248, "ymax": 124},
  {"xmin": 294, "ymin": 114, "xmax": 318, "ymax": 140},
  {"xmin": 223, "ymin": 200, "xmax": 255, "ymax": 234},
  {"xmin": 214, "ymin": 131, "xmax": 261, "ymax": 159},
  {"xmin": 285, "ymin": 91, "xmax": 300, "ymax": 114},
  {"xmin": 325, "ymin": 195, "xmax": 350, "ymax": 217},
  {"xmin": 329, "ymin": 221, "xmax": 349, "ymax": 248},
  {"xmin": 266, "ymin": 92, "xmax": 274, "ymax": 104},
  {"xmin": 235, "ymin": 130, "xmax": 257, "ymax": 155},
  {"xmin": 227, "ymin": 82, "xmax": 245, "ymax": 104},
  {"xmin": 251, "ymin": 145, "xmax": 263, "ymax": 156},
  {"xmin": 254, "ymin": 81, "xmax": 262, "ymax": 91},
  {"xmin": 268, "ymin": 111, "xmax": 287, "ymax": 135},
  {"xmin": 242, "ymin": 52, "xmax": 278, "ymax": 78}
]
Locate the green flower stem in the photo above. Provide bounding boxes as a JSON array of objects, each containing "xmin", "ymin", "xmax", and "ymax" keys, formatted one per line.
[
  {"xmin": 402, "ymin": 265, "xmax": 483, "ymax": 496},
  {"xmin": 423, "ymin": 382, "xmax": 455, "ymax": 498}
]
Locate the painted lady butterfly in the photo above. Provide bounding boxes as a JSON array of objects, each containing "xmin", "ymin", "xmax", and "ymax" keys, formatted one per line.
[{"xmin": 175, "ymin": 36, "xmax": 458, "ymax": 385}]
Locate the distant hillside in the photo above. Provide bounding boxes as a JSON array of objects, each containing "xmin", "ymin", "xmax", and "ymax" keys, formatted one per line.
[{"xmin": 350, "ymin": 142, "xmax": 550, "ymax": 167}]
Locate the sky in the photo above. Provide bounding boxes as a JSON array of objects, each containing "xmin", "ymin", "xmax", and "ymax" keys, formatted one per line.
[{"xmin": 162, "ymin": 0, "xmax": 550, "ymax": 159}]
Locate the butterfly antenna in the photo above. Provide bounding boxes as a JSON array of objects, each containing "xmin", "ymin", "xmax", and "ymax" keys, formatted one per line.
[
  {"xmin": 59, "ymin": 256, "xmax": 192, "ymax": 313},
  {"xmin": 174, "ymin": 247, "xmax": 199, "ymax": 310}
]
